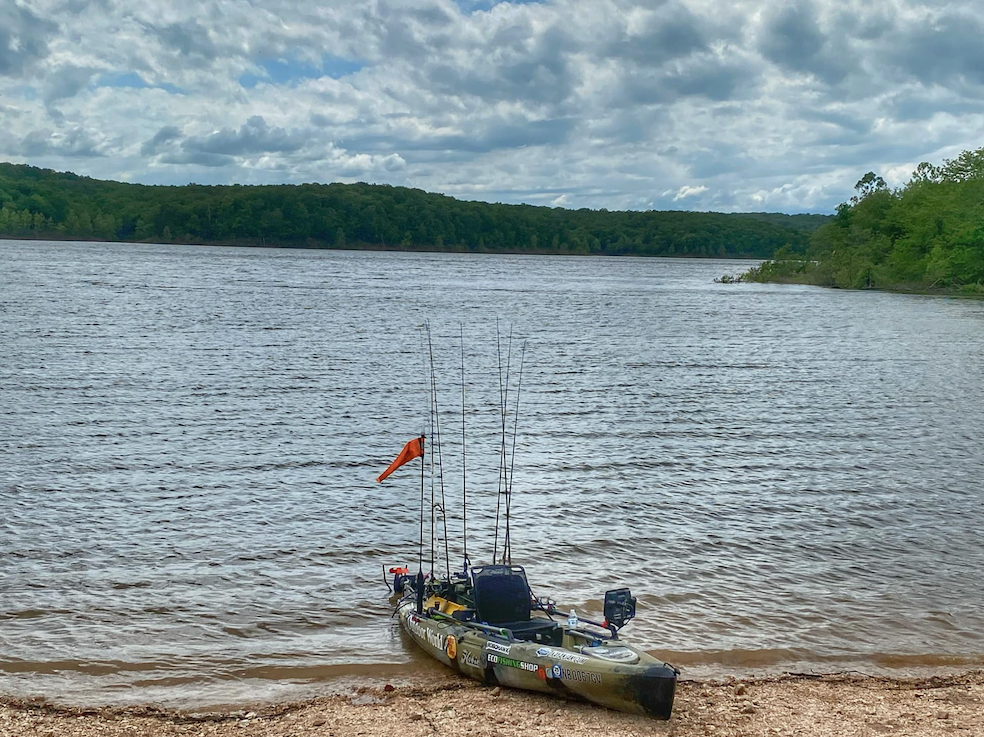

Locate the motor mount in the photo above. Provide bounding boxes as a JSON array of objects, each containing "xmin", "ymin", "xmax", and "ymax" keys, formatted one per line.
[{"xmin": 604, "ymin": 588, "xmax": 636, "ymax": 630}]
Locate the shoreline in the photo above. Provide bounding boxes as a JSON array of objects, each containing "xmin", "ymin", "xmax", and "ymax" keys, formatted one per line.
[
  {"xmin": 2, "ymin": 670, "xmax": 981, "ymax": 736},
  {"xmin": 729, "ymin": 262, "xmax": 984, "ymax": 298},
  {"xmin": 0, "ymin": 233, "xmax": 766, "ymax": 260}
]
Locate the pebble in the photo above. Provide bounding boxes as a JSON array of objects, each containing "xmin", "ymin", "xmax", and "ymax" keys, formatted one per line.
[
  {"xmin": 741, "ymin": 703, "xmax": 757, "ymax": 714},
  {"xmin": 937, "ymin": 711, "xmax": 950, "ymax": 720},
  {"xmin": 312, "ymin": 718, "xmax": 327, "ymax": 726},
  {"xmin": 409, "ymin": 713, "xmax": 424, "ymax": 722},
  {"xmin": 735, "ymin": 684, "xmax": 747, "ymax": 696},
  {"xmin": 383, "ymin": 684, "xmax": 395, "ymax": 692},
  {"xmin": 244, "ymin": 712, "xmax": 257, "ymax": 719},
  {"xmin": 554, "ymin": 709, "xmax": 563, "ymax": 716},
  {"xmin": 490, "ymin": 687, "xmax": 501, "ymax": 698}
]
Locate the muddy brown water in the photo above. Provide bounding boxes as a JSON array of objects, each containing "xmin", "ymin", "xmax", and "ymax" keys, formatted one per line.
[{"xmin": 2, "ymin": 240, "xmax": 983, "ymax": 706}]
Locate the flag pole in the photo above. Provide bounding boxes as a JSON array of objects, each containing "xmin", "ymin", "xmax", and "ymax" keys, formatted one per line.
[
  {"xmin": 417, "ymin": 434, "xmax": 425, "ymax": 614},
  {"xmin": 418, "ymin": 435, "xmax": 425, "ymax": 575}
]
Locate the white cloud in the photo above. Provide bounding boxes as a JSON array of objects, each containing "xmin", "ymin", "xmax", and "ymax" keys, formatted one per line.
[
  {"xmin": 0, "ymin": 0, "xmax": 982, "ymax": 212},
  {"xmin": 672, "ymin": 184, "xmax": 708, "ymax": 201}
]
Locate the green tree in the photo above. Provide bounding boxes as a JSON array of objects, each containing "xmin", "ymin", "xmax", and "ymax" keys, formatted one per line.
[{"xmin": 851, "ymin": 172, "xmax": 887, "ymax": 203}]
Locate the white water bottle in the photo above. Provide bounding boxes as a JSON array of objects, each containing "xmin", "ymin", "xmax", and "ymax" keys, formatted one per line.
[{"xmin": 567, "ymin": 608, "xmax": 578, "ymax": 629}]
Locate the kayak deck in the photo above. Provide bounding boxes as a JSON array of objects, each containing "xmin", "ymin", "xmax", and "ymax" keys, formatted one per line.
[{"xmin": 397, "ymin": 596, "xmax": 677, "ymax": 718}]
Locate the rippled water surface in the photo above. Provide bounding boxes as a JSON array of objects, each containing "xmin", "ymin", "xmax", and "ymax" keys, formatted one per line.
[{"xmin": 2, "ymin": 239, "xmax": 983, "ymax": 705}]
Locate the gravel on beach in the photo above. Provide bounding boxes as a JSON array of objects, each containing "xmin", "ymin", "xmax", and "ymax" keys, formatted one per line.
[{"xmin": 1, "ymin": 671, "xmax": 981, "ymax": 737}]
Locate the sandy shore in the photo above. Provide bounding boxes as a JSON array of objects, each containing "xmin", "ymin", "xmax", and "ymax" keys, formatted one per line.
[{"xmin": 1, "ymin": 671, "xmax": 981, "ymax": 737}]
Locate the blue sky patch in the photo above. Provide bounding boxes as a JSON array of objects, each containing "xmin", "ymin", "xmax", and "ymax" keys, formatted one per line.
[
  {"xmin": 455, "ymin": 0, "xmax": 544, "ymax": 10},
  {"xmin": 15, "ymin": 85, "xmax": 39, "ymax": 101},
  {"xmin": 97, "ymin": 72, "xmax": 184, "ymax": 95},
  {"xmin": 239, "ymin": 55, "xmax": 363, "ymax": 89}
]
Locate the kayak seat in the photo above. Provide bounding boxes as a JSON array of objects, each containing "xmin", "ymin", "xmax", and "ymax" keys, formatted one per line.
[
  {"xmin": 499, "ymin": 618, "xmax": 562, "ymax": 645},
  {"xmin": 471, "ymin": 565, "xmax": 562, "ymax": 644},
  {"xmin": 472, "ymin": 565, "xmax": 532, "ymax": 624}
]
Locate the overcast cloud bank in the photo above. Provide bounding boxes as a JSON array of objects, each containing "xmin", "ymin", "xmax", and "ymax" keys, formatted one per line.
[{"xmin": 1, "ymin": 0, "xmax": 981, "ymax": 213}]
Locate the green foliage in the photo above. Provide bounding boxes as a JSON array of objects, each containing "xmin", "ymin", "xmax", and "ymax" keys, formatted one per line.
[
  {"xmin": 0, "ymin": 162, "xmax": 826, "ymax": 258},
  {"xmin": 744, "ymin": 147, "xmax": 984, "ymax": 293}
]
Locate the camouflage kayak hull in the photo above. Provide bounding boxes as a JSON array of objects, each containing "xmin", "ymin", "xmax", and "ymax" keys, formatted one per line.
[{"xmin": 398, "ymin": 600, "xmax": 677, "ymax": 719}]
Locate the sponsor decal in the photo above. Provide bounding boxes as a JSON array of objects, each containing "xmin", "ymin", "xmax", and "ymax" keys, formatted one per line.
[
  {"xmin": 445, "ymin": 635, "xmax": 457, "ymax": 660},
  {"xmin": 558, "ymin": 666, "xmax": 602, "ymax": 684},
  {"xmin": 460, "ymin": 651, "xmax": 482, "ymax": 669},
  {"xmin": 485, "ymin": 640, "xmax": 511, "ymax": 655},
  {"xmin": 583, "ymin": 646, "xmax": 637, "ymax": 663},
  {"xmin": 551, "ymin": 664, "xmax": 562, "ymax": 679},
  {"xmin": 535, "ymin": 647, "xmax": 588, "ymax": 665},
  {"xmin": 487, "ymin": 653, "xmax": 539, "ymax": 672}
]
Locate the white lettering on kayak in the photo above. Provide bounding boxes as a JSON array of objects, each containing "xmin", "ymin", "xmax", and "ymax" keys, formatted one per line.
[
  {"xmin": 559, "ymin": 666, "xmax": 602, "ymax": 684},
  {"xmin": 402, "ymin": 608, "xmax": 446, "ymax": 652},
  {"xmin": 488, "ymin": 653, "xmax": 539, "ymax": 672},
  {"xmin": 535, "ymin": 646, "xmax": 587, "ymax": 665}
]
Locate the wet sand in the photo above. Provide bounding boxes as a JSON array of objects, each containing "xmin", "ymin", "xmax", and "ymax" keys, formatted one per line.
[{"xmin": 1, "ymin": 671, "xmax": 981, "ymax": 737}]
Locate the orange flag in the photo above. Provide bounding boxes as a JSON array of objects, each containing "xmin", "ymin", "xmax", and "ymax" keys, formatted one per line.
[{"xmin": 376, "ymin": 436, "xmax": 425, "ymax": 483}]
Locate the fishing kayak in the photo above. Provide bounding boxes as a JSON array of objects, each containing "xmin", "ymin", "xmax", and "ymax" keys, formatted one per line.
[
  {"xmin": 392, "ymin": 565, "xmax": 678, "ymax": 718},
  {"xmin": 378, "ymin": 328, "xmax": 677, "ymax": 718}
]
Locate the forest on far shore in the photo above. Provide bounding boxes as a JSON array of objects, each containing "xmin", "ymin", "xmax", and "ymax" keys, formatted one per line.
[
  {"xmin": 741, "ymin": 147, "xmax": 984, "ymax": 293},
  {"xmin": 0, "ymin": 162, "xmax": 827, "ymax": 259}
]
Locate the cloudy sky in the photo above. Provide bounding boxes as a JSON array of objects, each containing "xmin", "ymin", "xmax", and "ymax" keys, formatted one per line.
[{"xmin": 1, "ymin": 0, "xmax": 981, "ymax": 213}]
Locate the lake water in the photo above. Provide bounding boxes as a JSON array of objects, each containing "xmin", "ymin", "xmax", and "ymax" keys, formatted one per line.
[{"xmin": 2, "ymin": 239, "xmax": 983, "ymax": 707}]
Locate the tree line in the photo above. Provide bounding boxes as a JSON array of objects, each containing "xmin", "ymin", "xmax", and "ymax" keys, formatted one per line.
[
  {"xmin": 0, "ymin": 162, "xmax": 825, "ymax": 258},
  {"xmin": 742, "ymin": 147, "xmax": 984, "ymax": 293}
]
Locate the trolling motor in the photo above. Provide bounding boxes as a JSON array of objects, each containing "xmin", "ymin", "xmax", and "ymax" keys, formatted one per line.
[
  {"xmin": 388, "ymin": 566, "xmax": 414, "ymax": 594},
  {"xmin": 384, "ymin": 566, "xmax": 428, "ymax": 615}
]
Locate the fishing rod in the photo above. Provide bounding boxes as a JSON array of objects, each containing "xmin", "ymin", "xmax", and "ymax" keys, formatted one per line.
[
  {"xmin": 503, "ymin": 340, "xmax": 526, "ymax": 566},
  {"xmin": 426, "ymin": 323, "xmax": 451, "ymax": 581},
  {"xmin": 492, "ymin": 321, "xmax": 503, "ymax": 562},
  {"xmin": 418, "ymin": 325, "xmax": 427, "ymax": 577},
  {"xmin": 492, "ymin": 320, "xmax": 513, "ymax": 563},
  {"xmin": 460, "ymin": 324, "xmax": 468, "ymax": 574}
]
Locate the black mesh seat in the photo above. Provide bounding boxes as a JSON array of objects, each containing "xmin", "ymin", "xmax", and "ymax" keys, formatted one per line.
[
  {"xmin": 472, "ymin": 565, "xmax": 560, "ymax": 643},
  {"xmin": 473, "ymin": 565, "xmax": 531, "ymax": 623}
]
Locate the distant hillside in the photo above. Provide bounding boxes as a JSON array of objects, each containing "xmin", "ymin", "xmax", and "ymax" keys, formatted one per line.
[
  {"xmin": 732, "ymin": 212, "xmax": 833, "ymax": 233},
  {"xmin": 0, "ymin": 163, "xmax": 828, "ymax": 258},
  {"xmin": 742, "ymin": 147, "xmax": 984, "ymax": 293}
]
